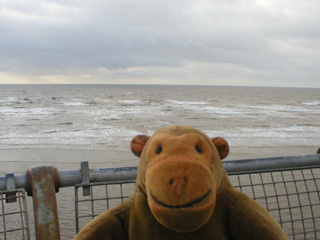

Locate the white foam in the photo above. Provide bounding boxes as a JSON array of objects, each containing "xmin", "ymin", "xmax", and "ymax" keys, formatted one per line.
[
  {"xmin": 166, "ymin": 100, "xmax": 308, "ymax": 117},
  {"xmin": 167, "ymin": 100, "xmax": 209, "ymax": 105},
  {"xmin": 118, "ymin": 100, "xmax": 140, "ymax": 104},
  {"xmin": 62, "ymin": 102, "xmax": 87, "ymax": 106},
  {"xmin": 201, "ymin": 106, "xmax": 249, "ymax": 115},
  {"xmin": 0, "ymin": 107, "xmax": 55, "ymax": 115},
  {"xmin": 250, "ymin": 105, "xmax": 305, "ymax": 112},
  {"xmin": 0, "ymin": 125, "xmax": 140, "ymax": 146},
  {"xmin": 76, "ymin": 104, "xmax": 170, "ymax": 119},
  {"xmin": 0, "ymin": 97, "xmax": 19, "ymax": 103},
  {"xmin": 166, "ymin": 101, "xmax": 250, "ymax": 117},
  {"xmin": 205, "ymin": 125, "xmax": 320, "ymax": 147},
  {"xmin": 302, "ymin": 101, "xmax": 320, "ymax": 106}
]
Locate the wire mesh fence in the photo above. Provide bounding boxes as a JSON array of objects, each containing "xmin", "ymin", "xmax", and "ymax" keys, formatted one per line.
[
  {"xmin": 74, "ymin": 180, "xmax": 135, "ymax": 233},
  {"xmin": 74, "ymin": 167, "xmax": 320, "ymax": 240},
  {"xmin": 0, "ymin": 155, "xmax": 319, "ymax": 239},
  {"xmin": 229, "ymin": 168, "xmax": 320, "ymax": 240},
  {"xmin": 0, "ymin": 189, "xmax": 30, "ymax": 240}
]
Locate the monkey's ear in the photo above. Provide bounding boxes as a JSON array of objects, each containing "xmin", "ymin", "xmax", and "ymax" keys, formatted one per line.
[
  {"xmin": 130, "ymin": 135, "xmax": 150, "ymax": 157},
  {"xmin": 211, "ymin": 137, "xmax": 229, "ymax": 160}
]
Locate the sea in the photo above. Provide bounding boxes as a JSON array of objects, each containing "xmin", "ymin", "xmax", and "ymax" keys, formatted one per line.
[{"xmin": 0, "ymin": 84, "xmax": 319, "ymax": 238}]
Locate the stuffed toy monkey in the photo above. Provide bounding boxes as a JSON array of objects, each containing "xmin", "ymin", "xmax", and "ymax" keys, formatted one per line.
[{"xmin": 74, "ymin": 125, "xmax": 288, "ymax": 240}]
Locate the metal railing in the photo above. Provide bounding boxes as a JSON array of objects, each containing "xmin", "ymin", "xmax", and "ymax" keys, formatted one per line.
[{"xmin": 1, "ymin": 152, "xmax": 320, "ymax": 240}]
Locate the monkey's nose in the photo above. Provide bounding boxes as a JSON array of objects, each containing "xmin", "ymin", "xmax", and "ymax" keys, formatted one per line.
[
  {"xmin": 169, "ymin": 176, "xmax": 188, "ymax": 186},
  {"xmin": 169, "ymin": 177, "xmax": 188, "ymax": 203}
]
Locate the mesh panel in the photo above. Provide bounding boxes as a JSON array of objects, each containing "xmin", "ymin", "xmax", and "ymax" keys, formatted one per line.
[
  {"xmin": 74, "ymin": 168, "xmax": 320, "ymax": 240},
  {"xmin": 0, "ymin": 189, "xmax": 30, "ymax": 240},
  {"xmin": 229, "ymin": 168, "xmax": 320, "ymax": 240},
  {"xmin": 74, "ymin": 181, "xmax": 135, "ymax": 233}
]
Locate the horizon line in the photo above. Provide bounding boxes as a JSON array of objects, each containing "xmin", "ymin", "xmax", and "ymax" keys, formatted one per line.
[{"xmin": 0, "ymin": 83, "xmax": 319, "ymax": 89}]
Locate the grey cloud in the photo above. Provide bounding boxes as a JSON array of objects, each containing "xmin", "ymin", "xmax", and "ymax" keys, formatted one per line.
[{"xmin": 0, "ymin": 0, "xmax": 319, "ymax": 86}]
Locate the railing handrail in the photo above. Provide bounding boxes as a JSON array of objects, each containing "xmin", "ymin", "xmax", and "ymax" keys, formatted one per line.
[
  {"xmin": 1, "ymin": 152, "xmax": 320, "ymax": 240},
  {"xmin": 1, "ymin": 153, "xmax": 320, "ymax": 192}
]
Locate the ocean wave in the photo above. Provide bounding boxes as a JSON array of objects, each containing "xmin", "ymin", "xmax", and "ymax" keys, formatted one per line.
[
  {"xmin": 302, "ymin": 101, "xmax": 320, "ymax": 106},
  {"xmin": 0, "ymin": 126, "xmax": 140, "ymax": 146},
  {"xmin": 205, "ymin": 125, "xmax": 320, "ymax": 147},
  {"xmin": 0, "ymin": 97, "xmax": 19, "ymax": 103},
  {"xmin": 61, "ymin": 102, "xmax": 87, "ymax": 106},
  {"xmin": 0, "ymin": 107, "xmax": 56, "ymax": 115},
  {"xmin": 118, "ymin": 100, "xmax": 141, "ymax": 104},
  {"xmin": 167, "ymin": 100, "xmax": 209, "ymax": 105},
  {"xmin": 164, "ymin": 100, "xmax": 320, "ymax": 118},
  {"xmin": 0, "ymin": 85, "xmax": 319, "ymax": 158}
]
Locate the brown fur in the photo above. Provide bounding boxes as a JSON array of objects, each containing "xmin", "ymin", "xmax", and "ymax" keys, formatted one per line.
[{"xmin": 74, "ymin": 125, "xmax": 288, "ymax": 240}]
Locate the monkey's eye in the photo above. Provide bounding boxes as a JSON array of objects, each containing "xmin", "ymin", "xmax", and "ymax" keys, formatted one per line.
[
  {"xmin": 156, "ymin": 145, "xmax": 163, "ymax": 154},
  {"xmin": 195, "ymin": 145, "xmax": 203, "ymax": 154}
]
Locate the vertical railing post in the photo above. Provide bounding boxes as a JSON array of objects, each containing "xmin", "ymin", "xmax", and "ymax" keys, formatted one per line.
[
  {"xmin": 5, "ymin": 173, "xmax": 17, "ymax": 203},
  {"xmin": 27, "ymin": 166, "xmax": 61, "ymax": 240}
]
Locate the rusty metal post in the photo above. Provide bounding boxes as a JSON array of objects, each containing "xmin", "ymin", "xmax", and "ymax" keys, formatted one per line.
[{"xmin": 28, "ymin": 166, "xmax": 61, "ymax": 240}]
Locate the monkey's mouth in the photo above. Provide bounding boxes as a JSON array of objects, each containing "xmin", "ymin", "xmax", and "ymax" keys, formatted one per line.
[{"xmin": 150, "ymin": 189, "xmax": 212, "ymax": 209}]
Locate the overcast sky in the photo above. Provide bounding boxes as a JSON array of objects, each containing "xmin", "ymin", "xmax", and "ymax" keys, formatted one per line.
[{"xmin": 1, "ymin": 0, "xmax": 320, "ymax": 87}]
